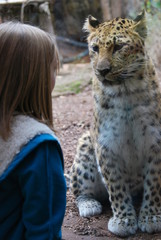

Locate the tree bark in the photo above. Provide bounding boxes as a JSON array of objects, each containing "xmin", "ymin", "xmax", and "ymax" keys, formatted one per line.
[
  {"xmin": 110, "ymin": 0, "xmax": 123, "ymax": 18},
  {"xmin": 100, "ymin": 0, "xmax": 111, "ymax": 20}
]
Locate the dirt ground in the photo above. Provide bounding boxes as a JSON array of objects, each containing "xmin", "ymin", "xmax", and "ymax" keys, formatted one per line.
[{"xmin": 52, "ymin": 62, "xmax": 161, "ymax": 240}]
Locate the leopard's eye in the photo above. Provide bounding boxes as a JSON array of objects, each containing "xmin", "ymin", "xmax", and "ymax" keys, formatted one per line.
[
  {"xmin": 92, "ymin": 45, "xmax": 99, "ymax": 53},
  {"xmin": 113, "ymin": 43, "xmax": 126, "ymax": 54}
]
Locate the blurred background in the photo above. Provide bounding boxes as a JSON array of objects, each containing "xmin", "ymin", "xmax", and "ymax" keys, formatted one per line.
[{"xmin": 0, "ymin": 0, "xmax": 160, "ymax": 66}]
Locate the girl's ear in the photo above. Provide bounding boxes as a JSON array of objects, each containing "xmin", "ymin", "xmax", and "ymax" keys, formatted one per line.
[
  {"xmin": 83, "ymin": 15, "xmax": 100, "ymax": 33},
  {"xmin": 132, "ymin": 10, "xmax": 147, "ymax": 39}
]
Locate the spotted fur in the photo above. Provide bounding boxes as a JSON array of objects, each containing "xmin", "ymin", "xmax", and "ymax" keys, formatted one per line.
[{"xmin": 69, "ymin": 10, "xmax": 161, "ymax": 237}]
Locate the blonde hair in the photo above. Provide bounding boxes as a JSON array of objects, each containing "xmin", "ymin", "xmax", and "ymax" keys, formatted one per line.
[{"xmin": 0, "ymin": 21, "xmax": 59, "ymax": 140}]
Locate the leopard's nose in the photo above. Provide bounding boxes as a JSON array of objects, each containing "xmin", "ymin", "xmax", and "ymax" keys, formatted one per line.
[{"xmin": 98, "ymin": 68, "xmax": 111, "ymax": 77}]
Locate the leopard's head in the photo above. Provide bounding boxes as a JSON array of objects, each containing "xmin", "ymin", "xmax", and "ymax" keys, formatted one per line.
[{"xmin": 83, "ymin": 10, "xmax": 147, "ymax": 84}]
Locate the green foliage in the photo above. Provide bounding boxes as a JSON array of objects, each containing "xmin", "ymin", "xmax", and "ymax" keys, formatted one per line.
[
  {"xmin": 54, "ymin": 79, "xmax": 92, "ymax": 95},
  {"xmin": 68, "ymin": 81, "xmax": 82, "ymax": 94},
  {"xmin": 145, "ymin": 0, "xmax": 161, "ymax": 13}
]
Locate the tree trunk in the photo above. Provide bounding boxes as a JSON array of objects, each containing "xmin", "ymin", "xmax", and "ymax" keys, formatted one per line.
[
  {"xmin": 110, "ymin": 0, "xmax": 123, "ymax": 18},
  {"xmin": 100, "ymin": 0, "xmax": 111, "ymax": 20},
  {"xmin": 39, "ymin": 2, "xmax": 54, "ymax": 34}
]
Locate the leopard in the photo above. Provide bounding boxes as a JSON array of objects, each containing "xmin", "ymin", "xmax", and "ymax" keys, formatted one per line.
[{"xmin": 69, "ymin": 10, "xmax": 161, "ymax": 237}]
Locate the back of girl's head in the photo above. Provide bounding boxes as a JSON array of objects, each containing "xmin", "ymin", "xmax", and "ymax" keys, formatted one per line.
[{"xmin": 0, "ymin": 21, "xmax": 59, "ymax": 140}]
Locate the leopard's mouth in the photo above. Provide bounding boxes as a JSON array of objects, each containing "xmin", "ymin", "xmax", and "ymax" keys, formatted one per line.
[
  {"xmin": 104, "ymin": 69, "xmax": 129, "ymax": 82},
  {"xmin": 111, "ymin": 69, "xmax": 124, "ymax": 76},
  {"xmin": 102, "ymin": 78, "xmax": 123, "ymax": 86},
  {"xmin": 95, "ymin": 68, "xmax": 126, "ymax": 85},
  {"xmin": 96, "ymin": 69, "xmax": 124, "ymax": 78}
]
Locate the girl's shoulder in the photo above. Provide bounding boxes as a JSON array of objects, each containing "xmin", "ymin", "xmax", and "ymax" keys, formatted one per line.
[
  {"xmin": 0, "ymin": 114, "xmax": 60, "ymax": 177},
  {"xmin": 12, "ymin": 114, "xmax": 55, "ymax": 139}
]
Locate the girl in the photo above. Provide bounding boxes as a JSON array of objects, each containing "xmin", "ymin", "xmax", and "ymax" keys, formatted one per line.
[{"xmin": 0, "ymin": 22, "xmax": 66, "ymax": 239}]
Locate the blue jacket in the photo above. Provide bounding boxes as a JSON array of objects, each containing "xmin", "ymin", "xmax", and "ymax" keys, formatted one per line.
[{"xmin": 0, "ymin": 133, "xmax": 66, "ymax": 240}]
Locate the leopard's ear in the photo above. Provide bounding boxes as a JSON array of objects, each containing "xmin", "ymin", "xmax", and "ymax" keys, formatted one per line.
[
  {"xmin": 132, "ymin": 10, "xmax": 147, "ymax": 39},
  {"xmin": 83, "ymin": 15, "xmax": 100, "ymax": 33}
]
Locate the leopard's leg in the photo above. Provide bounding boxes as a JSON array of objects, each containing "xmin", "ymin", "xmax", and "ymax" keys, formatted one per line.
[
  {"xmin": 97, "ymin": 146, "xmax": 137, "ymax": 237},
  {"xmin": 138, "ymin": 155, "xmax": 161, "ymax": 233},
  {"xmin": 70, "ymin": 131, "xmax": 107, "ymax": 217}
]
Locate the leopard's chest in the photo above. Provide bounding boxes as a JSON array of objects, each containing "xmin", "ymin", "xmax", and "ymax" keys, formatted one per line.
[
  {"xmin": 97, "ymin": 108, "xmax": 140, "ymax": 157},
  {"xmin": 94, "ymin": 97, "xmax": 160, "ymax": 174}
]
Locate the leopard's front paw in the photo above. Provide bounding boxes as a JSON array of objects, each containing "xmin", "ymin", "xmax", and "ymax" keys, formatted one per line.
[
  {"xmin": 138, "ymin": 214, "xmax": 161, "ymax": 233},
  {"xmin": 108, "ymin": 216, "xmax": 138, "ymax": 237},
  {"xmin": 76, "ymin": 195, "xmax": 102, "ymax": 217}
]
